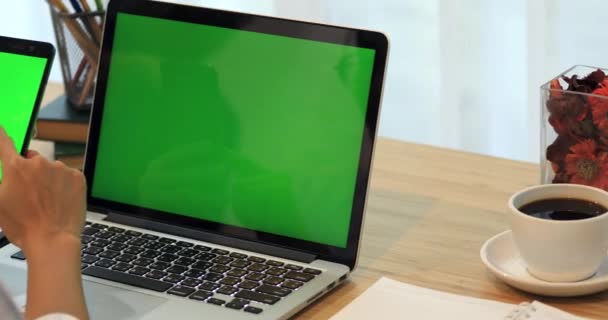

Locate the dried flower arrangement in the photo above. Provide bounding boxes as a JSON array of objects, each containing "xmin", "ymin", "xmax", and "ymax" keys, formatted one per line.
[{"xmin": 544, "ymin": 68, "xmax": 608, "ymax": 190}]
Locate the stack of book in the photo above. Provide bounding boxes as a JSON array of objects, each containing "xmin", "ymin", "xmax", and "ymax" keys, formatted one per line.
[{"xmin": 36, "ymin": 95, "xmax": 89, "ymax": 169}]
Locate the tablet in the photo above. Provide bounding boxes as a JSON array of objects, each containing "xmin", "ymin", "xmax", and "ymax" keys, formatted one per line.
[{"xmin": 0, "ymin": 36, "xmax": 55, "ymax": 181}]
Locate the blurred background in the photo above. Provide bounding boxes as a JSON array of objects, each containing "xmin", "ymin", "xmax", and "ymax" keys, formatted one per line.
[{"xmin": 2, "ymin": 0, "xmax": 608, "ymax": 163}]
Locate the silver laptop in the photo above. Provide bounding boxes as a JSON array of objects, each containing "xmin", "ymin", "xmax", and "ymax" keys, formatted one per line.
[{"xmin": 0, "ymin": 0, "xmax": 388, "ymax": 318}]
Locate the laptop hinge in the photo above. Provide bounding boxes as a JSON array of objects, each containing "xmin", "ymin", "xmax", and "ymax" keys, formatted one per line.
[{"xmin": 103, "ymin": 212, "xmax": 317, "ymax": 264}]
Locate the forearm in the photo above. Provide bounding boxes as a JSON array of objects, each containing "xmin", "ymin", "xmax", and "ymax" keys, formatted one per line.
[{"xmin": 24, "ymin": 235, "xmax": 88, "ymax": 320}]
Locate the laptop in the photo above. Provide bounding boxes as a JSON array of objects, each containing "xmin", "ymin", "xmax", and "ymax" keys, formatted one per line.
[{"xmin": 0, "ymin": 0, "xmax": 388, "ymax": 318}]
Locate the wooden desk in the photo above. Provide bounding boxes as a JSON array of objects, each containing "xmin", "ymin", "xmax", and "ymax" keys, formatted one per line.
[{"xmin": 40, "ymin": 83, "xmax": 608, "ymax": 319}]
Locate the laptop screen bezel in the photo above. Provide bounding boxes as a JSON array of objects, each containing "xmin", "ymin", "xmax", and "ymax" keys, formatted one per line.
[{"xmin": 86, "ymin": 0, "xmax": 388, "ymax": 269}]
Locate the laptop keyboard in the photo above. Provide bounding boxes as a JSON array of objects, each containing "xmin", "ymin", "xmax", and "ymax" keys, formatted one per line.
[{"xmin": 11, "ymin": 221, "xmax": 324, "ymax": 315}]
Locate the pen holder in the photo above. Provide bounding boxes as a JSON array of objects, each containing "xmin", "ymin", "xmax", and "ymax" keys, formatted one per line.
[{"xmin": 49, "ymin": 6, "xmax": 105, "ymax": 111}]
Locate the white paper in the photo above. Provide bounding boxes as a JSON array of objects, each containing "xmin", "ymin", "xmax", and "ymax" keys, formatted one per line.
[{"xmin": 331, "ymin": 278, "xmax": 587, "ymax": 320}]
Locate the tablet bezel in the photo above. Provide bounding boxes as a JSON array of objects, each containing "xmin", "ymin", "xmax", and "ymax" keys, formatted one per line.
[
  {"xmin": 86, "ymin": 0, "xmax": 388, "ymax": 269},
  {"xmin": 0, "ymin": 36, "xmax": 55, "ymax": 156}
]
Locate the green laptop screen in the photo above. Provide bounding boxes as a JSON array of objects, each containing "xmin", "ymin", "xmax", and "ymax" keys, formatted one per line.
[
  {"xmin": 91, "ymin": 13, "xmax": 376, "ymax": 248},
  {"xmin": 0, "ymin": 52, "xmax": 47, "ymax": 182}
]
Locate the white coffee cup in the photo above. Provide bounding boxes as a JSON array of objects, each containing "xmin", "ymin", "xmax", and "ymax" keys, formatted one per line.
[{"xmin": 509, "ymin": 184, "xmax": 608, "ymax": 282}]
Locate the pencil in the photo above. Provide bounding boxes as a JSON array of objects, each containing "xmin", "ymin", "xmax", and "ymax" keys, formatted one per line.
[
  {"xmin": 67, "ymin": 0, "xmax": 101, "ymax": 45},
  {"xmin": 94, "ymin": 0, "xmax": 104, "ymax": 11},
  {"xmin": 48, "ymin": 0, "xmax": 99, "ymax": 62},
  {"xmin": 78, "ymin": 62, "xmax": 98, "ymax": 106},
  {"xmin": 76, "ymin": 0, "xmax": 103, "ymax": 44}
]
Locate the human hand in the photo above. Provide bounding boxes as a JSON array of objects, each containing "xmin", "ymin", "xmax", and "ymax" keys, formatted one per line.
[{"xmin": 0, "ymin": 127, "xmax": 86, "ymax": 255}]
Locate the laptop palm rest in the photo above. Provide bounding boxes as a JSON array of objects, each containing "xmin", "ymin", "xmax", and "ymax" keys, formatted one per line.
[{"xmin": 0, "ymin": 264, "xmax": 167, "ymax": 320}]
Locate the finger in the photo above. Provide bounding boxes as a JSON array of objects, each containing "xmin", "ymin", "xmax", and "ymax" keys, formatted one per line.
[
  {"xmin": 0, "ymin": 127, "xmax": 17, "ymax": 163},
  {"xmin": 26, "ymin": 150, "xmax": 41, "ymax": 159}
]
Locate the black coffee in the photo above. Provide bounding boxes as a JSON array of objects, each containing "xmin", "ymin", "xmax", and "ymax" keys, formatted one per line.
[{"xmin": 519, "ymin": 198, "xmax": 607, "ymax": 221}]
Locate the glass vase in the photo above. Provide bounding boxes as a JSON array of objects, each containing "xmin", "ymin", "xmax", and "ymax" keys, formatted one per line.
[{"xmin": 541, "ymin": 65, "xmax": 608, "ymax": 191}]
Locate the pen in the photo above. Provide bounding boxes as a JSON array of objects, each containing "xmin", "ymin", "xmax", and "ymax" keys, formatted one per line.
[{"xmin": 76, "ymin": 0, "xmax": 103, "ymax": 44}]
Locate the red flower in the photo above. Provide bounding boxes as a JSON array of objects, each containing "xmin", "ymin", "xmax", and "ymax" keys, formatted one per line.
[
  {"xmin": 565, "ymin": 140, "xmax": 608, "ymax": 189},
  {"xmin": 590, "ymin": 80, "xmax": 608, "ymax": 136}
]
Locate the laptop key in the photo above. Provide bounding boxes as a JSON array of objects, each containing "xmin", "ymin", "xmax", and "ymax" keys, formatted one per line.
[
  {"xmin": 127, "ymin": 238, "xmax": 148, "ymax": 247},
  {"xmin": 189, "ymin": 290, "xmax": 213, "ymax": 301},
  {"xmin": 163, "ymin": 274, "xmax": 185, "ymax": 284},
  {"xmin": 95, "ymin": 259, "xmax": 117, "ymax": 269},
  {"xmin": 108, "ymin": 227, "xmax": 125, "ymax": 233},
  {"xmin": 81, "ymin": 264, "xmax": 89, "ymax": 270},
  {"xmin": 81, "ymin": 235, "xmax": 94, "ymax": 244},
  {"xmin": 183, "ymin": 269, "xmax": 205, "ymax": 278},
  {"xmin": 217, "ymin": 286, "xmax": 238, "ymax": 296},
  {"xmin": 83, "ymin": 266, "xmax": 172, "ymax": 292},
  {"xmin": 285, "ymin": 264, "xmax": 303, "ymax": 271},
  {"xmin": 226, "ymin": 269, "xmax": 248, "ymax": 278},
  {"xmin": 230, "ymin": 260, "xmax": 252, "ymax": 269},
  {"xmin": 202, "ymin": 273, "xmax": 223, "ymax": 282},
  {"xmin": 160, "ymin": 245, "xmax": 181, "ymax": 254},
  {"xmin": 303, "ymin": 268, "xmax": 323, "ymax": 275},
  {"xmin": 238, "ymin": 280, "xmax": 260, "ymax": 290},
  {"xmin": 167, "ymin": 285, "xmax": 195, "ymax": 297},
  {"xmin": 140, "ymin": 250, "xmax": 161, "ymax": 259},
  {"xmin": 143, "ymin": 242, "xmax": 165, "ymax": 250},
  {"xmin": 244, "ymin": 306, "xmax": 264, "ymax": 314},
  {"xmin": 211, "ymin": 248, "xmax": 229, "ymax": 255},
  {"xmin": 83, "ymin": 246, "xmax": 103, "ymax": 256},
  {"xmin": 194, "ymin": 245, "xmax": 211, "ymax": 252},
  {"xmin": 225, "ymin": 299, "xmax": 249, "ymax": 310},
  {"xmin": 191, "ymin": 261, "xmax": 213, "ymax": 271},
  {"xmin": 207, "ymin": 298, "xmax": 225, "ymax": 305},
  {"xmin": 247, "ymin": 256, "xmax": 266, "ymax": 263},
  {"xmin": 174, "ymin": 257, "xmax": 195, "ymax": 266},
  {"xmin": 265, "ymin": 267, "xmax": 287, "ymax": 276},
  {"xmin": 181, "ymin": 278, "xmax": 202, "ymax": 288},
  {"xmin": 194, "ymin": 252, "xmax": 216, "ymax": 261},
  {"xmin": 99, "ymin": 250, "xmax": 120, "ymax": 259},
  {"xmin": 209, "ymin": 265, "xmax": 230, "ymax": 274},
  {"xmin": 176, "ymin": 241, "xmax": 194, "ymax": 247},
  {"xmin": 236, "ymin": 290, "xmax": 280, "ymax": 305},
  {"xmin": 159, "ymin": 237, "xmax": 176, "ymax": 244},
  {"xmin": 245, "ymin": 273, "xmax": 266, "ymax": 281},
  {"xmin": 129, "ymin": 267, "xmax": 150, "ymax": 276},
  {"xmin": 132, "ymin": 258, "xmax": 154, "ymax": 267},
  {"xmin": 90, "ymin": 240, "xmax": 111, "ymax": 248},
  {"xmin": 82, "ymin": 255, "xmax": 100, "ymax": 264},
  {"xmin": 263, "ymin": 276, "xmax": 284, "ymax": 286},
  {"xmin": 125, "ymin": 230, "xmax": 142, "ymax": 237},
  {"xmin": 220, "ymin": 277, "xmax": 241, "ymax": 286},
  {"xmin": 115, "ymin": 254, "xmax": 136, "ymax": 263},
  {"xmin": 166, "ymin": 265, "xmax": 188, "ymax": 274},
  {"xmin": 112, "ymin": 235, "xmax": 133, "ymax": 243},
  {"xmin": 198, "ymin": 282, "xmax": 220, "ymax": 292},
  {"xmin": 213, "ymin": 256, "xmax": 234, "ymax": 265},
  {"xmin": 90, "ymin": 223, "xmax": 107, "ymax": 229},
  {"xmin": 177, "ymin": 249, "xmax": 199, "ymax": 257},
  {"xmin": 108, "ymin": 243, "xmax": 129, "ymax": 252},
  {"xmin": 111, "ymin": 263, "xmax": 133, "ymax": 272},
  {"xmin": 142, "ymin": 234, "xmax": 159, "ymax": 241},
  {"xmin": 281, "ymin": 280, "xmax": 304, "ymax": 290},
  {"xmin": 95, "ymin": 231, "xmax": 115, "ymax": 240},
  {"xmin": 284, "ymin": 271, "xmax": 315, "ymax": 283},
  {"xmin": 248, "ymin": 263, "xmax": 269, "ymax": 272},
  {"xmin": 149, "ymin": 261, "xmax": 171, "ymax": 270},
  {"xmin": 157, "ymin": 254, "xmax": 178, "ymax": 263},
  {"xmin": 146, "ymin": 270, "xmax": 168, "ymax": 280},
  {"xmin": 82, "ymin": 228, "xmax": 100, "ymax": 236},
  {"xmin": 266, "ymin": 260, "xmax": 284, "ymax": 267},
  {"xmin": 229, "ymin": 252, "xmax": 247, "ymax": 259},
  {"xmin": 256, "ymin": 284, "xmax": 292, "ymax": 297}
]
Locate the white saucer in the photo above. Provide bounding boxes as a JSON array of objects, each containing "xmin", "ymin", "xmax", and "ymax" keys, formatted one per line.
[{"xmin": 480, "ymin": 230, "xmax": 608, "ymax": 297}]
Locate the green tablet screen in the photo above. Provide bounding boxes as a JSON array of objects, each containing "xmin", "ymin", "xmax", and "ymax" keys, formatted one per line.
[
  {"xmin": 0, "ymin": 52, "xmax": 48, "ymax": 182},
  {"xmin": 91, "ymin": 13, "xmax": 376, "ymax": 248}
]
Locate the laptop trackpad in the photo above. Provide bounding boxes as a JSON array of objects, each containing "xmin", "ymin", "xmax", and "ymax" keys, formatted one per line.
[
  {"xmin": 0, "ymin": 264, "xmax": 166, "ymax": 320},
  {"xmin": 84, "ymin": 280, "xmax": 167, "ymax": 320}
]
